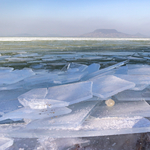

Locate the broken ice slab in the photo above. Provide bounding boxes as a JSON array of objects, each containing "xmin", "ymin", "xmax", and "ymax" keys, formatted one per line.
[
  {"xmin": 57, "ymin": 63, "xmax": 100, "ymax": 84},
  {"xmin": 0, "ymin": 106, "xmax": 72, "ymax": 121},
  {"xmin": 91, "ymin": 75, "xmax": 135, "ymax": 99},
  {"xmin": 26, "ymin": 101, "xmax": 98, "ymax": 129},
  {"xmin": 114, "ymin": 88, "xmax": 150, "ymax": 101},
  {"xmin": 0, "ymin": 89, "xmax": 28, "ymax": 113},
  {"xmin": 4, "ymin": 116, "xmax": 150, "ymax": 138},
  {"xmin": 115, "ymin": 74, "xmax": 150, "ymax": 85},
  {"xmin": 127, "ymin": 56, "xmax": 145, "ymax": 61},
  {"xmin": 90, "ymin": 100, "xmax": 150, "ymax": 118},
  {"xmin": 65, "ymin": 63, "xmax": 88, "ymax": 73},
  {"xmin": 18, "ymin": 88, "xmax": 68, "ymax": 109},
  {"xmin": 0, "ymin": 68, "xmax": 35, "ymax": 85},
  {"xmin": 5, "ymin": 57, "xmax": 34, "ymax": 62},
  {"xmin": 0, "ymin": 137, "xmax": 13, "ymax": 150},
  {"xmin": 18, "ymin": 81, "xmax": 93, "ymax": 109},
  {"xmin": 114, "ymin": 65, "xmax": 128, "ymax": 74},
  {"xmin": 46, "ymin": 81, "xmax": 93, "ymax": 105},
  {"xmin": 131, "ymin": 84, "xmax": 149, "ymax": 91},
  {"xmin": 128, "ymin": 67, "xmax": 150, "ymax": 75},
  {"xmin": 83, "ymin": 60, "xmax": 128, "ymax": 80},
  {"xmin": 0, "ymin": 67, "xmax": 14, "ymax": 73}
]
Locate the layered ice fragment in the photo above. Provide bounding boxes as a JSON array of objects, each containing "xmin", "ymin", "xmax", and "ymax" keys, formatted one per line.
[
  {"xmin": 18, "ymin": 81, "xmax": 93, "ymax": 109},
  {"xmin": 114, "ymin": 89, "xmax": 150, "ymax": 101},
  {"xmin": 90, "ymin": 100, "xmax": 150, "ymax": 118},
  {"xmin": 26, "ymin": 101, "xmax": 98, "ymax": 129},
  {"xmin": 0, "ymin": 68, "xmax": 35, "ymax": 85},
  {"xmin": 83, "ymin": 60, "xmax": 128, "ymax": 80},
  {"xmin": 46, "ymin": 81, "xmax": 93, "ymax": 105},
  {"xmin": 0, "ymin": 137, "xmax": 13, "ymax": 150},
  {"xmin": 91, "ymin": 75, "xmax": 135, "ymax": 99},
  {"xmin": 0, "ymin": 106, "xmax": 72, "ymax": 121}
]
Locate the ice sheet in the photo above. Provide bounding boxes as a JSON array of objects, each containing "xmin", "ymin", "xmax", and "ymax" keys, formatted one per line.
[
  {"xmin": 90, "ymin": 100, "xmax": 150, "ymax": 118},
  {"xmin": 0, "ymin": 137, "xmax": 13, "ymax": 150},
  {"xmin": 114, "ymin": 88, "xmax": 150, "ymax": 101},
  {"xmin": 115, "ymin": 74, "xmax": 150, "ymax": 85},
  {"xmin": 46, "ymin": 81, "xmax": 93, "ymax": 105},
  {"xmin": 26, "ymin": 101, "xmax": 98, "ymax": 129},
  {"xmin": 18, "ymin": 88, "xmax": 68, "ymax": 109},
  {"xmin": 84, "ymin": 60, "xmax": 128, "ymax": 80},
  {"xmin": 18, "ymin": 81, "xmax": 93, "ymax": 109},
  {"xmin": 91, "ymin": 75, "xmax": 135, "ymax": 99},
  {"xmin": 0, "ymin": 68, "xmax": 35, "ymax": 85},
  {"xmin": 0, "ymin": 106, "xmax": 72, "ymax": 121}
]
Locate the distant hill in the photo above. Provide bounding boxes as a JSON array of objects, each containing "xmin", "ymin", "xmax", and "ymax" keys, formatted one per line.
[{"xmin": 80, "ymin": 29, "xmax": 146, "ymax": 38}]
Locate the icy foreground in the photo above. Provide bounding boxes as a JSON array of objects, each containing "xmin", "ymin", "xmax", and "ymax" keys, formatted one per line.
[{"xmin": 1, "ymin": 61, "xmax": 150, "ymax": 149}]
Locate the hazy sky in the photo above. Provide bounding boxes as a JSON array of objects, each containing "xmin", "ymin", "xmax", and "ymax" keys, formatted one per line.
[{"xmin": 0, "ymin": 0, "xmax": 150, "ymax": 36}]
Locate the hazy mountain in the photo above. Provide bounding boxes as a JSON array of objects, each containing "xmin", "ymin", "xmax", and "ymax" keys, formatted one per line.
[{"xmin": 80, "ymin": 29, "xmax": 147, "ymax": 38}]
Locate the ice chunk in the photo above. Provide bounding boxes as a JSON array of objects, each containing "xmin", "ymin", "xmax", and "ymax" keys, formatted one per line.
[
  {"xmin": 128, "ymin": 67, "xmax": 150, "ymax": 75},
  {"xmin": 18, "ymin": 81, "xmax": 93, "ymax": 109},
  {"xmin": 114, "ymin": 89, "xmax": 150, "ymax": 101},
  {"xmin": 84, "ymin": 60, "xmax": 128, "ymax": 80},
  {"xmin": 54, "ymin": 72, "xmax": 87, "ymax": 84},
  {"xmin": 5, "ymin": 116, "xmax": 150, "ymax": 138},
  {"xmin": 0, "ymin": 68, "xmax": 35, "ymax": 85},
  {"xmin": 66, "ymin": 63, "xmax": 88, "ymax": 73},
  {"xmin": 90, "ymin": 100, "xmax": 150, "ymax": 118},
  {"xmin": 131, "ymin": 84, "xmax": 149, "ymax": 91},
  {"xmin": 46, "ymin": 81, "xmax": 93, "ymax": 105},
  {"xmin": 80, "ymin": 116, "xmax": 150, "ymax": 133},
  {"xmin": 91, "ymin": 75, "xmax": 135, "ymax": 99},
  {"xmin": 0, "ymin": 67, "xmax": 14, "ymax": 73},
  {"xmin": 114, "ymin": 65, "xmax": 128, "ymax": 74},
  {"xmin": 0, "ymin": 106, "xmax": 72, "ymax": 121},
  {"xmin": 18, "ymin": 88, "xmax": 68, "ymax": 109},
  {"xmin": 0, "ymin": 137, "xmax": 13, "ymax": 150},
  {"xmin": 115, "ymin": 74, "xmax": 150, "ymax": 85},
  {"xmin": 26, "ymin": 101, "xmax": 98, "ymax": 129},
  {"xmin": 0, "ymin": 89, "xmax": 27, "ymax": 113}
]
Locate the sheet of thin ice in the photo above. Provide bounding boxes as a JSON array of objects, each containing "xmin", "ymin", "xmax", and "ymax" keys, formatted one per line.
[
  {"xmin": 18, "ymin": 88, "xmax": 68, "ymax": 109},
  {"xmin": 3, "ymin": 116, "xmax": 150, "ymax": 138},
  {"xmin": 116, "ymin": 74, "xmax": 150, "ymax": 84},
  {"xmin": 0, "ymin": 137, "xmax": 13, "ymax": 150},
  {"xmin": 90, "ymin": 100, "xmax": 150, "ymax": 118},
  {"xmin": 18, "ymin": 81, "xmax": 93, "ymax": 109},
  {"xmin": 114, "ymin": 88, "xmax": 150, "ymax": 101},
  {"xmin": 0, "ymin": 68, "xmax": 35, "ymax": 85},
  {"xmin": 0, "ymin": 106, "xmax": 72, "ymax": 121},
  {"xmin": 128, "ymin": 66, "xmax": 150, "ymax": 75},
  {"xmin": 83, "ymin": 60, "xmax": 128, "ymax": 80},
  {"xmin": 46, "ymin": 81, "xmax": 93, "ymax": 105},
  {"xmin": 26, "ymin": 101, "xmax": 98, "ymax": 129},
  {"xmin": 91, "ymin": 75, "xmax": 135, "ymax": 99}
]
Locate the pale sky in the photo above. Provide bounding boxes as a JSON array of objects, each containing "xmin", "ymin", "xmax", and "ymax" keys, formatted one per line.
[{"xmin": 0, "ymin": 0, "xmax": 150, "ymax": 36}]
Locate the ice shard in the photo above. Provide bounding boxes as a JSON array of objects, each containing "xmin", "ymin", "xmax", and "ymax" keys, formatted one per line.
[
  {"xmin": 0, "ymin": 106, "xmax": 72, "ymax": 121},
  {"xmin": 0, "ymin": 137, "xmax": 13, "ymax": 150},
  {"xmin": 114, "ymin": 89, "xmax": 150, "ymax": 101},
  {"xmin": 18, "ymin": 81, "xmax": 93, "ymax": 109},
  {"xmin": 26, "ymin": 101, "xmax": 98, "ymax": 129},
  {"xmin": 46, "ymin": 81, "xmax": 93, "ymax": 105},
  {"xmin": 90, "ymin": 100, "xmax": 150, "ymax": 118},
  {"xmin": 91, "ymin": 75, "xmax": 135, "ymax": 99},
  {"xmin": 0, "ymin": 68, "xmax": 35, "ymax": 85},
  {"xmin": 83, "ymin": 60, "xmax": 128, "ymax": 80}
]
